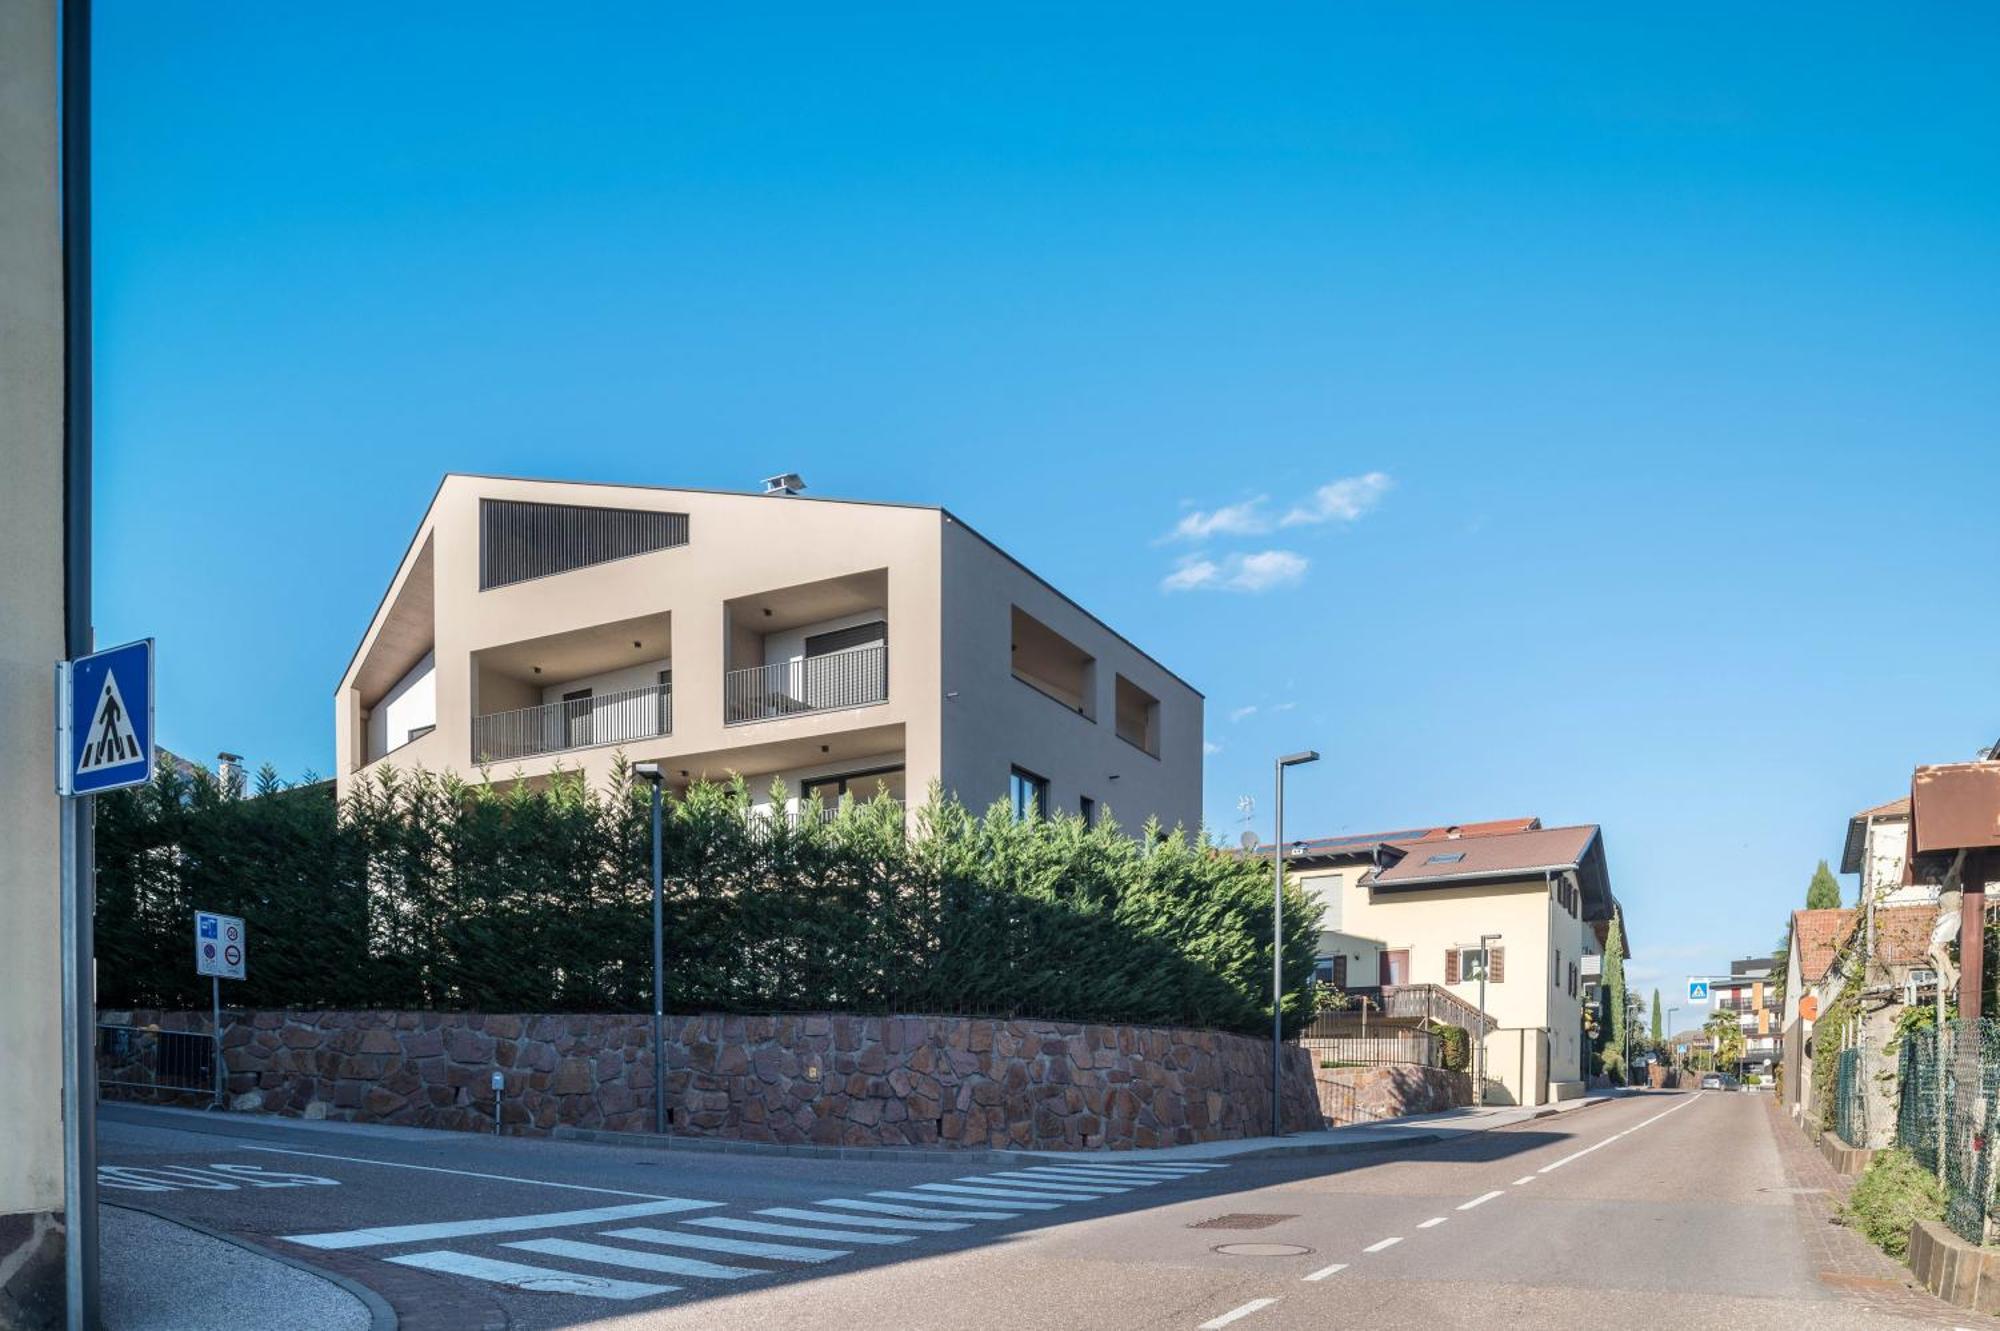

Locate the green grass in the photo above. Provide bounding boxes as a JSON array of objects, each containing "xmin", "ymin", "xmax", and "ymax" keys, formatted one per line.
[{"xmin": 1839, "ymin": 1148, "xmax": 1945, "ymax": 1260}]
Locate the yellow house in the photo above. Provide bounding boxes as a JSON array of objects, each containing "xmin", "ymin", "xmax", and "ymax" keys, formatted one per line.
[{"xmin": 1287, "ymin": 819, "xmax": 1622, "ymax": 1107}]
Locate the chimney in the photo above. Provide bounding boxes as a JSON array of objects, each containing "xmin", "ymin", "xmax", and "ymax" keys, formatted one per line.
[
  {"xmin": 217, "ymin": 752, "xmax": 245, "ymax": 789},
  {"xmin": 763, "ymin": 473, "xmax": 806, "ymax": 497}
]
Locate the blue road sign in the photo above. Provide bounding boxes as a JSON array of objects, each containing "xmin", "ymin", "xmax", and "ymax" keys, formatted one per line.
[
  {"xmin": 1688, "ymin": 979, "xmax": 1710, "ymax": 1003},
  {"xmin": 58, "ymin": 638, "xmax": 154, "ymax": 797}
]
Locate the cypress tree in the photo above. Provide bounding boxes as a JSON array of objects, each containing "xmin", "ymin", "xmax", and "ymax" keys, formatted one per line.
[
  {"xmin": 1651, "ymin": 988, "xmax": 1664, "ymax": 1043},
  {"xmin": 1806, "ymin": 859, "xmax": 1842, "ymax": 910},
  {"xmin": 1602, "ymin": 913, "xmax": 1627, "ymax": 1080}
]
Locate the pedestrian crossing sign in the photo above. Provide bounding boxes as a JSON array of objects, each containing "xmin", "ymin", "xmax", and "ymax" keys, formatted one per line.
[{"xmin": 57, "ymin": 638, "xmax": 155, "ymax": 797}]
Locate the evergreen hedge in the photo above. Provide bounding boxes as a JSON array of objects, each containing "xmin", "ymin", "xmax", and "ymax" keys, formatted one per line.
[{"xmin": 95, "ymin": 760, "xmax": 1323, "ymax": 1036}]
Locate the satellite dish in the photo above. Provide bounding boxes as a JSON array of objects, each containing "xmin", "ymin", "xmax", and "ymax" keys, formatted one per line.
[{"xmin": 1239, "ymin": 830, "xmax": 1260, "ymax": 852}]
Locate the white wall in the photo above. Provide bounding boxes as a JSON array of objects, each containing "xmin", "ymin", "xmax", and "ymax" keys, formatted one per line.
[
  {"xmin": 366, "ymin": 651, "xmax": 437, "ymax": 760},
  {"xmin": 537, "ymin": 655, "xmax": 673, "ymax": 706}
]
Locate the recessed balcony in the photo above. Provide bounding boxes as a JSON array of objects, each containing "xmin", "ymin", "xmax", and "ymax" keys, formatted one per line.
[
  {"xmin": 473, "ymin": 683, "xmax": 672, "ymax": 763},
  {"xmin": 470, "ymin": 611, "xmax": 671, "ymax": 764},
  {"xmin": 724, "ymin": 570, "xmax": 889, "ymax": 726}
]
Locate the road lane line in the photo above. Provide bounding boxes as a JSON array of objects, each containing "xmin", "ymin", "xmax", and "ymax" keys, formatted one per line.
[
  {"xmin": 1512, "ymin": 1176, "xmax": 1537, "ymax": 1185},
  {"xmin": 602, "ymin": 1227, "xmax": 847, "ymax": 1262},
  {"xmin": 241, "ymin": 1145, "xmax": 689, "ymax": 1200},
  {"xmin": 1457, "ymin": 1191, "xmax": 1504, "ymax": 1211},
  {"xmin": 385, "ymin": 1250, "xmax": 673, "ymax": 1299},
  {"xmin": 1303, "ymin": 1262, "xmax": 1348, "ymax": 1282},
  {"xmin": 815, "ymin": 1199, "xmax": 1023, "ymax": 1221},
  {"xmin": 757, "ymin": 1208, "xmax": 969, "ymax": 1232},
  {"xmin": 1362, "ymin": 1236, "xmax": 1403, "ymax": 1253},
  {"xmin": 870, "ymin": 1190, "xmax": 1061, "ymax": 1211},
  {"xmin": 688, "ymin": 1217, "xmax": 914, "ymax": 1245},
  {"xmin": 1200, "ymin": 1297, "xmax": 1278, "ymax": 1328},
  {"xmin": 283, "ymin": 1200, "xmax": 717, "ymax": 1249},
  {"xmin": 1537, "ymin": 1095, "xmax": 1700, "ymax": 1173},
  {"xmin": 504, "ymin": 1238, "xmax": 761, "ymax": 1280},
  {"xmin": 1417, "ymin": 1217, "xmax": 1447, "ymax": 1229}
]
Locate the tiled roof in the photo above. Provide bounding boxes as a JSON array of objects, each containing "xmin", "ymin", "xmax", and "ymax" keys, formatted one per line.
[
  {"xmin": 1791, "ymin": 908, "xmax": 1858, "ymax": 984},
  {"xmin": 1853, "ymin": 796, "xmax": 1912, "ymax": 821},
  {"xmin": 1370, "ymin": 824, "xmax": 1601, "ymax": 886},
  {"xmin": 1271, "ymin": 818, "xmax": 1542, "ymax": 862},
  {"xmin": 1871, "ymin": 904, "xmax": 1940, "ymax": 968}
]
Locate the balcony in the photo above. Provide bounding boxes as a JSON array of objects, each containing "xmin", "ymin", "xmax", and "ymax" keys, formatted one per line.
[
  {"xmin": 725, "ymin": 643, "xmax": 887, "ymax": 725},
  {"xmin": 1302, "ymin": 982, "xmax": 1495, "ymax": 1037},
  {"xmin": 474, "ymin": 683, "xmax": 671, "ymax": 763}
]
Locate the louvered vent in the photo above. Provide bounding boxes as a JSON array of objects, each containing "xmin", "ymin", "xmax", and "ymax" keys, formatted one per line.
[{"xmin": 479, "ymin": 499, "xmax": 689, "ymax": 590}]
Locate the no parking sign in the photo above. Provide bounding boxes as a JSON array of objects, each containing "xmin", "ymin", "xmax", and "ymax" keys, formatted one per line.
[{"xmin": 195, "ymin": 910, "xmax": 247, "ymax": 981}]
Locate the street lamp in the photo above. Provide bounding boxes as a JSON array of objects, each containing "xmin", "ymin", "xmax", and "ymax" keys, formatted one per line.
[
  {"xmin": 1666, "ymin": 1006, "xmax": 1681, "ymax": 1076},
  {"xmin": 634, "ymin": 763, "xmax": 668, "ymax": 1135},
  {"xmin": 1272, "ymin": 750, "xmax": 1320, "ymax": 1137},
  {"xmin": 1474, "ymin": 933, "xmax": 1502, "ymax": 1104}
]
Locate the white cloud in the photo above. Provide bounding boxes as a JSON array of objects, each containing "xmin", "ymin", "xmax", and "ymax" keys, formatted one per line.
[
  {"xmin": 1280, "ymin": 471, "xmax": 1392, "ymax": 527},
  {"xmin": 1167, "ymin": 497, "xmax": 1271, "ymax": 542},
  {"xmin": 1228, "ymin": 705, "xmax": 1259, "ymax": 723},
  {"xmin": 1270, "ymin": 701, "xmax": 1298, "ymax": 714},
  {"xmin": 1160, "ymin": 550, "xmax": 1308, "ymax": 594},
  {"xmin": 1203, "ymin": 740, "xmax": 1224, "ymax": 756}
]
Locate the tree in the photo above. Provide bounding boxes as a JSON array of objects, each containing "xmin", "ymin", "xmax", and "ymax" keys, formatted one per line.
[
  {"xmin": 1651, "ymin": 988, "xmax": 1663, "ymax": 1043},
  {"xmin": 1704, "ymin": 1010, "xmax": 1746, "ymax": 1073},
  {"xmin": 1602, "ymin": 913, "xmax": 1628, "ymax": 1081},
  {"xmin": 1806, "ymin": 859, "xmax": 1842, "ymax": 910}
]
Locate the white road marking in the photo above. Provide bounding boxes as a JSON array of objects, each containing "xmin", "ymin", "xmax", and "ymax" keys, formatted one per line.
[
  {"xmin": 1537, "ymin": 1095, "xmax": 1699, "ymax": 1174},
  {"xmin": 385, "ymin": 1250, "xmax": 673, "ymax": 1299},
  {"xmin": 688, "ymin": 1217, "xmax": 914, "ymax": 1245},
  {"xmin": 1302, "ymin": 1261, "xmax": 1348, "ymax": 1282},
  {"xmin": 871, "ymin": 1189, "xmax": 1061, "ymax": 1211},
  {"xmin": 1512, "ymin": 1176, "xmax": 1537, "ymax": 1185},
  {"xmin": 1417, "ymin": 1217, "xmax": 1447, "ymax": 1229},
  {"xmin": 602, "ymin": 1226, "xmax": 848, "ymax": 1263},
  {"xmin": 283, "ymin": 1200, "xmax": 716, "ymax": 1250},
  {"xmin": 1015, "ymin": 1168, "xmax": 1170, "ymax": 1185},
  {"xmin": 1200, "ymin": 1297, "xmax": 1278, "ymax": 1328},
  {"xmin": 242, "ymin": 1145, "xmax": 684, "ymax": 1200},
  {"xmin": 504, "ymin": 1237, "xmax": 761, "ymax": 1280},
  {"xmin": 981, "ymin": 1171, "xmax": 1133, "ymax": 1192},
  {"xmin": 814, "ymin": 1199, "xmax": 1023, "ymax": 1221},
  {"xmin": 950, "ymin": 1175, "xmax": 1125, "ymax": 1196},
  {"xmin": 907, "ymin": 1185, "xmax": 1071, "ymax": 1206},
  {"xmin": 757, "ymin": 1208, "xmax": 969, "ymax": 1232},
  {"xmin": 1363, "ymin": 1236, "xmax": 1403, "ymax": 1253},
  {"xmin": 1457, "ymin": 1191, "xmax": 1504, "ymax": 1211}
]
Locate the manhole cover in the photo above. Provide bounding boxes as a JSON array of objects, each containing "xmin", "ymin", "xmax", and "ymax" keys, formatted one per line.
[
  {"xmin": 1214, "ymin": 1243, "xmax": 1313, "ymax": 1257},
  {"xmin": 510, "ymin": 1275, "xmax": 628, "ymax": 1296},
  {"xmin": 1188, "ymin": 1213, "xmax": 1297, "ymax": 1230}
]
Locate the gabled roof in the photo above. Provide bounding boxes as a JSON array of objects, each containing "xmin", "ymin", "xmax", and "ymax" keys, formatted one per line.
[
  {"xmin": 1791, "ymin": 908, "xmax": 1857, "ymax": 985},
  {"xmin": 1264, "ymin": 818, "xmax": 1542, "ymax": 865},
  {"xmin": 1842, "ymin": 796, "xmax": 1913, "ymax": 874},
  {"xmin": 1871, "ymin": 904, "xmax": 1940, "ymax": 968},
  {"xmin": 1365, "ymin": 823, "xmax": 1620, "ymax": 929}
]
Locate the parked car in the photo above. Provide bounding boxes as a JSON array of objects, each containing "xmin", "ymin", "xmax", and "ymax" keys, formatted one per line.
[{"xmin": 1700, "ymin": 1073, "xmax": 1724, "ymax": 1090}]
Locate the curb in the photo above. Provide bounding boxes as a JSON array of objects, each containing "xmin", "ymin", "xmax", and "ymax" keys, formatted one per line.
[{"xmin": 102, "ymin": 1201, "xmax": 398, "ymax": 1331}]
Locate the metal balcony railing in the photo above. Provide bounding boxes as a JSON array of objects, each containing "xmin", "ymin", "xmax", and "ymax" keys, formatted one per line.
[
  {"xmin": 472, "ymin": 683, "xmax": 671, "ymax": 763},
  {"xmin": 724, "ymin": 642, "xmax": 887, "ymax": 725},
  {"xmin": 1307, "ymin": 983, "xmax": 1496, "ymax": 1037}
]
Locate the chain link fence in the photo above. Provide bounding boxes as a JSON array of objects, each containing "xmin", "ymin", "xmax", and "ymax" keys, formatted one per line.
[
  {"xmin": 1894, "ymin": 1019, "xmax": 2000, "ymax": 1243},
  {"xmin": 1834, "ymin": 1046, "xmax": 1866, "ymax": 1148}
]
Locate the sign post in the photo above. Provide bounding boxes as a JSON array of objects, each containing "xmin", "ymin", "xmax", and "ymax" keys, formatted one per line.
[
  {"xmin": 55, "ymin": 637, "xmax": 153, "ymax": 1330},
  {"xmin": 194, "ymin": 910, "xmax": 246, "ymax": 1107}
]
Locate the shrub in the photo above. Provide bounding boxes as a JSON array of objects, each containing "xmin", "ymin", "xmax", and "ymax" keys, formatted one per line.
[
  {"xmin": 94, "ymin": 761, "xmax": 1325, "ymax": 1035},
  {"xmin": 1840, "ymin": 1148, "xmax": 1945, "ymax": 1260},
  {"xmin": 1431, "ymin": 1022, "xmax": 1470, "ymax": 1072}
]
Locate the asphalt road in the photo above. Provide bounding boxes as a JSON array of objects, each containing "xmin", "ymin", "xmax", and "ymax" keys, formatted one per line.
[{"xmin": 99, "ymin": 1092, "xmax": 1940, "ymax": 1330}]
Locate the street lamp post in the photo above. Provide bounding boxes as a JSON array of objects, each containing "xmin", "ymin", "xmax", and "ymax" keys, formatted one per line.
[
  {"xmin": 635, "ymin": 763, "xmax": 668, "ymax": 1135},
  {"xmin": 1474, "ymin": 932, "xmax": 1502, "ymax": 1104},
  {"xmin": 1666, "ymin": 1006, "xmax": 1681, "ymax": 1076},
  {"xmin": 1271, "ymin": 750, "xmax": 1320, "ymax": 1137}
]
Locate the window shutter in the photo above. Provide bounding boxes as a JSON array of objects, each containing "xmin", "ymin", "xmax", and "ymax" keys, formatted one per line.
[
  {"xmin": 1446, "ymin": 949, "xmax": 1460, "ymax": 985},
  {"xmin": 1489, "ymin": 947, "xmax": 1505, "ymax": 982},
  {"xmin": 1332, "ymin": 955, "xmax": 1347, "ymax": 988}
]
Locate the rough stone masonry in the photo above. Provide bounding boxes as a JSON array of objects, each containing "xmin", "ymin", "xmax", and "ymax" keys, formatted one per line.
[{"xmin": 103, "ymin": 1009, "xmax": 1325, "ymax": 1151}]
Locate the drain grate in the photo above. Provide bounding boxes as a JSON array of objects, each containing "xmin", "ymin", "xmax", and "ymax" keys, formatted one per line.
[{"xmin": 1188, "ymin": 1213, "xmax": 1297, "ymax": 1231}]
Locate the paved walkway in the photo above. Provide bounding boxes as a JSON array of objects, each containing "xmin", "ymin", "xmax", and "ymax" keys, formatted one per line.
[
  {"xmin": 1761, "ymin": 1092, "xmax": 1963, "ymax": 1324},
  {"xmin": 103, "ymin": 1203, "xmax": 386, "ymax": 1331}
]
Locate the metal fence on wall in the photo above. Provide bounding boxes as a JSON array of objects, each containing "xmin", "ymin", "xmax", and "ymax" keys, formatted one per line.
[
  {"xmin": 1894, "ymin": 1018, "xmax": 2000, "ymax": 1243},
  {"xmin": 1834, "ymin": 1046, "xmax": 1866, "ymax": 1149}
]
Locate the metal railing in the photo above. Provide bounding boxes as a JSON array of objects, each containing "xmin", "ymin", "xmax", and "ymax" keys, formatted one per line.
[
  {"xmin": 1300, "ymin": 1029, "xmax": 1442, "ymax": 1068},
  {"xmin": 1317, "ymin": 983, "xmax": 1495, "ymax": 1036},
  {"xmin": 473, "ymin": 683, "xmax": 671, "ymax": 763},
  {"xmin": 725, "ymin": 643, "xmax": 887, "ymax": 725},
  {"xmin": 97, "ymin": 1021, "xmax": 216, "ymax": 1100}
]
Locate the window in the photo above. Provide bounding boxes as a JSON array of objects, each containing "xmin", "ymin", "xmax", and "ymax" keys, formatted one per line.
[
  {"xmin": 1010, "ymin": 766, "xmax": 1050, "ymax": 820},
  {"xmin": 1079, "ymin": 795, "xmax": 1097, "ymax": 827},
  {"xmin": 406, "ymin": 723, "xmax": 436, "ymax": 743},
  {"xmin": 562, "ymin": 688, "xmax": 592, "ymax": 748},
  {"xmin": 1425, "ymin": 851, "xmax": 1467, "ymax": 865},
  {"xmin": 805, "ymin": 620, "xmax": 887, "ymax": 657},
  {"xmin": 801, "ymin": 765, "xmax": 906, "ymax": 806},
  {"xmin": 479, "ymin": 498, "xmax": 688, "ymax": 590},
  {"xmin": 1114, "ymin": 674, "xmax": 1161, "ymax": 757},
  {"xmin": 1448, "ymin": 947, "xmax": 1490, "ymax": 984}
]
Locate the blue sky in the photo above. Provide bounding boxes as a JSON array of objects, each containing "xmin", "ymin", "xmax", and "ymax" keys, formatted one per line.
[{"xmin": 93, "ymin": 4, "xmax": 2000, "ymax": 995}]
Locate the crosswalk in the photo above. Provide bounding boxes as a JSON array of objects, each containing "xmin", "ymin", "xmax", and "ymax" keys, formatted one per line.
[{"xmin": 281, "ymin": 1158, "xmax": 1230, "ymax": 1303}]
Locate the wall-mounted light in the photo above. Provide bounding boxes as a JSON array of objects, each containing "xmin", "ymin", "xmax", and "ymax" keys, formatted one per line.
[
  {"xmin": 633, "ymin": 640, "xmax": 642, "ymax": 649},
  {"xmin": 532, "ymin": 666, "xmax": 542, "ymax": 675}
]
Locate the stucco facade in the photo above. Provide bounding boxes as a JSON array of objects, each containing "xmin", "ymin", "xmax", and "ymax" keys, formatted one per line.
[
  {"xmin": 336, "ymin": 475, "xmax": 1201, "ymax": 832},
  {"xmin": 0, "ymin": 1, "xmax": 68, "ymax": 1319}
]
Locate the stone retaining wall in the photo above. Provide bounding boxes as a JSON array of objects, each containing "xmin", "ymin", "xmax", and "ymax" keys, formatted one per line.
[
  {"xmin": 102, "ymin": 1010, "xmax": 1323, "ymax": 1151},
  {"xmin": 1312, "ymin": 1063, "xmax": 1471, "ymax": 1126}
]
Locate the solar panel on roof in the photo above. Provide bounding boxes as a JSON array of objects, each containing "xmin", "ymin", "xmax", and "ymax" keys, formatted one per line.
[{"xmin": 1424, "ymin": 851, "xmax": 1468, "ymax": 864}]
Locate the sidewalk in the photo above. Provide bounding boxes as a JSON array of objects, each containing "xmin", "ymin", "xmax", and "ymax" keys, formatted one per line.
[{"xmin": 102, "ymin": 1203, "xmax": 389, "ymax": 1331}]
